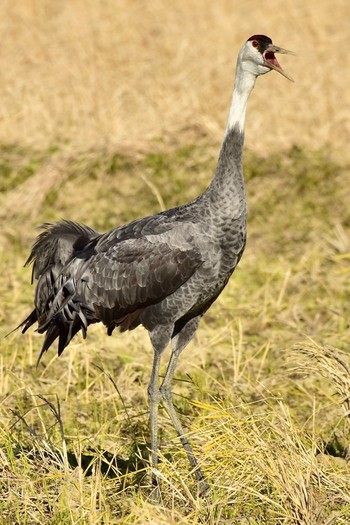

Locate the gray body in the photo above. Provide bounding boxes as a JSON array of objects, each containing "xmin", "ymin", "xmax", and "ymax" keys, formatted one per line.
[
  {"xmin": 19, "ymin": 33, "xmax": 291, "ymax": 495},
  {"xmin": 20, "ymin": 128, "xmax": 245, "ymax": 496},
  {"xmin": 21, "ymin": 128, "xmax": 246, "ymax": 359}
]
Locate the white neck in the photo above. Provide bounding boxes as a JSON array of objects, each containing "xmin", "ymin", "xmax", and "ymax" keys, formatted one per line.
[{"xmin": 224, "ymin": 62, "xmax": 257, "ymax": 136}]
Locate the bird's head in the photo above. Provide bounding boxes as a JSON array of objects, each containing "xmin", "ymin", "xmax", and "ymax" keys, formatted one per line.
[{"xmin": 239, "ymin": 35, "xmax": 294, "ymax": 82}]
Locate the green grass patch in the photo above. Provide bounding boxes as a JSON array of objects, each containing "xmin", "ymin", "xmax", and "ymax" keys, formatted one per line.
[{"xmin": 1, "ymin": 142, "xmax": 350, "ymax": 523}]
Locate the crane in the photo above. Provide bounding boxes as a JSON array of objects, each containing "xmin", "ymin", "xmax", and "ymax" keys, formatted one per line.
[{"xmin": 18, "ymin": 35, "xmax": 293, "ymax": 498}]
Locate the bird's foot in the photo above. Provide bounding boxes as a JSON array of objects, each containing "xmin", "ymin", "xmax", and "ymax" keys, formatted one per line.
[
  {"xmin": 149, "ymin": 474, "xmax": 161, "ymax": 504},
  {"xmin": 149, "ymin": 485, "xmax": 161, "ymax": 504},
  {"xmin": 197, "ymin": 478, "xmax": 210, "ymax": 498}
]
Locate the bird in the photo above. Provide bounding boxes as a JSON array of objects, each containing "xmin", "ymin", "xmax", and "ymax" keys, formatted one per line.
[{"xmin": 17, "ymin": 35, "xmax": 293, "ymax": 498}]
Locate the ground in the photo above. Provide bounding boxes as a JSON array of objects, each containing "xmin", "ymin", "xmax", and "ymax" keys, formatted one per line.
[{"xmin": 0, "ymin": 1, "xmax": 350, "ymax": 524}]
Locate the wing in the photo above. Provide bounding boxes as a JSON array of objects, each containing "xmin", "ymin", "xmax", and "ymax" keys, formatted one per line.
[
  {"xmin": 18, "ymin": 220, "xmax": 99, "ymax": 334},
  {"xmin": 80, "ymin": 231, "xmax": 203, "ymax": 332},
  {"xmin": 19, "ymin": 214, "xmax": 203, "ymax": 358},
  {"xmin": 27, "ymin": 220, "xmax": 99, "ymax": 281}
]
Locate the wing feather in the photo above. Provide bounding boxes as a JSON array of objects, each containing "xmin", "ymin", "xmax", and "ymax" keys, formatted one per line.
[
  {"xmin": 80, "ymin": 235, "xmax": 202, "ymax": 324},
  {"xmin": 19, "ymin": 214, "xmax": 204, "ymax": 355}
]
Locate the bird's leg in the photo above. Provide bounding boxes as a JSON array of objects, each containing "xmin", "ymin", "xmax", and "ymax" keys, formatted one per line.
[
  {"xmin": 159, "ymin": 317, "xmax": 209, "ymax": 495},
  {"xmin": 147, "ymin": 325, "xmax": 171, "ymax": 500},
  {"xmin": 148, "ymin": 350, "xmax": 162, "ymax": 496}
]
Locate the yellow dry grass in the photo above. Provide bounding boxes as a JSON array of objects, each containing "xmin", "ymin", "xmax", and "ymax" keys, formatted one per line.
[
  {"xmin": 0, "ymin": 0, "xmax": 349, "ymax": 156},
  {"xmin": 1, "ymin": 1, "xmax": 350, "ymax": 524}
]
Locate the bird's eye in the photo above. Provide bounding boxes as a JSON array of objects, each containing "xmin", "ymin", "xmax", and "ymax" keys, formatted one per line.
[{"xmin": 252, "ymin": 40, "xmax": 259, "ymax": 48}]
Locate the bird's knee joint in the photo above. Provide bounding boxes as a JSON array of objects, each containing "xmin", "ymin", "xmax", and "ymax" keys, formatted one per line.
[
  {"xmin": 159, "ymin": 385, "xmax": 172, "ymax": 403},
  {"xmin": 147, "ymin": 385, "xmax": 161, "ymax": 404}
]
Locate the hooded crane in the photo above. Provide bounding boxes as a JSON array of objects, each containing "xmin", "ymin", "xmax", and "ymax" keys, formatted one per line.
[{"xmin": 18, "ymin": 35, "xmax": 293, "ymax": 497}]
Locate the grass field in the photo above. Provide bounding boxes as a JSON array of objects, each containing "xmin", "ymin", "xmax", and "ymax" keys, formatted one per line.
[{"xmin": 1, "ymin": 1, "xmax": 350, "ymax": 524}]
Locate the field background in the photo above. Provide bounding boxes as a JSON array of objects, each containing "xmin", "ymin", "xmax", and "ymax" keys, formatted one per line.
[{"xmin": 1, "ymin": 1, "xmax": 350, "ymax": 524}]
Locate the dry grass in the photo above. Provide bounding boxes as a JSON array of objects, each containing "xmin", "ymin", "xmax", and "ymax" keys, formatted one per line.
[
  {"xmin": 1, "ymin": 1, "xmax": 350, "ymax": 524},
  {"xmin": 1, "ymin": 0, "xmax": 349, "ymax": 155},
  {"xmin": 1, "ymin": 144, "xmax": 350, "ymax": 523}
]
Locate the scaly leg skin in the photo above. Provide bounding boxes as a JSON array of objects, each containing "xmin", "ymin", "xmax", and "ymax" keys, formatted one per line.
[
  {"xmin": 160, "ymin": 368, "xmax": 209, "ymax": 496},
  {"xmin": 147, "ymin": 325, "xmax": 172, "ymax": 502},
  {"xmin": 160, "ymin": 317, "xmax": 210, "ymax": 496},
  {"xmin": 147, "ymin": 349, "xmax": 162, "ymax": 502},
  {"xmin": 147, "ymin": 318, "xmax": 209, "ymax": 501}
]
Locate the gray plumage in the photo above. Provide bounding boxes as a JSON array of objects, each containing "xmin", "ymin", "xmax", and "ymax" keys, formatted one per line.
[{"xmin": 18, "ymin": 35, "xmax": 293, "ymax": 497}]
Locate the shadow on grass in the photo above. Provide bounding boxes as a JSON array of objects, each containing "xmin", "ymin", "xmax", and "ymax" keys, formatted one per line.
[
  {"xmin": 9, "ymin": 392, "xmax": 151, "ymax": 489},
  {"xmin": 67, "ymin": 443, "xmax": 149, "ymax": 483},
  {"xmin": 12, "ymin": 441, "xmax": 149, "ymax": 488}
]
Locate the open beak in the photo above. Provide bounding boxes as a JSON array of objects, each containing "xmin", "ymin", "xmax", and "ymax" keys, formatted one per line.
[{"xmin": 263, "ymin": 44, "xmax": 295, "ymax": 82}]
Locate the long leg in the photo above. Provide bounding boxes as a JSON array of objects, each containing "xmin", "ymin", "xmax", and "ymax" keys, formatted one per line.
[
  {"xmin": 148, "ymin": 350, "xmax": 161, "ymax": 491},
  {"xmin": 147, "ymin": 325, "xmax": 171, "ymax": 498},
  {"xmin": 159, "ymin": 317, "xmax": 209, "ymax": 494}
]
